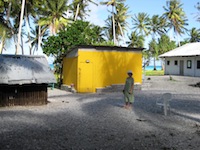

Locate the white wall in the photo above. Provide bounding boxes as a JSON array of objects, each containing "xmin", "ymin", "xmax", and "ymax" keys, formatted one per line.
[
  {"xmin": 164, "ymin": 56, "xmax": 200, "ymax": 77},
  {"xmin": 165, "ymin": 57, "xmax": 180, "ymax": 75}
]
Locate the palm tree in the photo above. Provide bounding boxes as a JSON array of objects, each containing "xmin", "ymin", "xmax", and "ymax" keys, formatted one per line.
[
  {"xmin": 158, "ymin": 34, "xmax": 177, "ymax": 70},
  {"xmin": 24, "ymin": 0, "xmax": 39, "ymax": 55},
  {"xmin": 115, "ymin": 2, "xmax": 130, "ymax": 44},
  {"xmin": 1, "ymin": 0, "xmax": 28, "ymax": 55},
  {"xmin": 163, "ymin": 0, "xmax": 188, "ymax": 46},
  {"xmin": 149, "ymin": 39, "xmax": 159, "ymax": 70},
  {"xmin": 149, "ymin": 15, "xmax": 167, "ymax": 39},
  {"xmin": 127, "ymin": 31, "xmax": 144, "ymax": 48},
  {"xmin": 132, "ymin": 12, "xmax": 150, "ymax": 36},
  {"xmin": 71, "ymin": 0, "xmax": 87, "ymax": 20},
  {"xmin": 0, "ymin": 0, "xmax": 16, "ymax": 54},
  {"xmin": 1, "ymin": 0, "xmax": 60, "ymax": 55},
  {"xmin": 38, "ymin": 0, "xmax": 70, "ymax": 35},
  {"xmin": 16, "ymin": 0, "xmax": 26, "ymax": 55},
  {"xmin": 72, "ymin": 0, "xmax": 97, "ymax": 21},
  {"xmin": 132, "ymin": 12, "xmax": 150, "ymax": 69},
  {"xmin": 158, "ymin": 34, "xmax": 176, "ymax": 54},
  {"xmin": 104, "ymin": 16, "xmax": 113, "ymax": 41},
  {"xmin": 90, "ymin": 25, "xmax": 105, "ymax": 43},
  {"xmin": 187, "ymin": 27, "xmax": 200, "ymax": 42},
  {"xmin": 100, "ymin": 0, "xmax": 125, "ymax": 44},
  {"xmin": 149, "ymin": 15, "xmax": 167, "ymax": 70},
  {"xmin": 0, "ymin": 19, "xmax": 12, "ymax": 53},
  {"xmin": 26, "ymin": 25, "xmax": 48, "ymax": 55}
]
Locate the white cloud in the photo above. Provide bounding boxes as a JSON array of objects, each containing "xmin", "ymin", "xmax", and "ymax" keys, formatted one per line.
[{"xmin": 86, "ymin": 1, "xmax": 108, "ymax": 27}]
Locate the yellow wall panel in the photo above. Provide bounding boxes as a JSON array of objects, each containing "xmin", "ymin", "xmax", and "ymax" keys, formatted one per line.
[
  {"xmin": 63, "ymin": 48, "xmax": 142, "ymax": 93},
  {"xmin": 62, "ymin": 57, "xmax": 78, "ymax": 89},
  {"xmin": 77, "ymin": 50, "xmax": 142, "ymax": 92}
]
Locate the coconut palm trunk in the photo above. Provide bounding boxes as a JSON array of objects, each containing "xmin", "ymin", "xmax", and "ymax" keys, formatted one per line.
[
  {"xmin": 74, "ymin": 3, "xmax": 80, "ymax": 21},
  {"xmin": 112, "ymin": 6, "xmax": 116, "ymax": 44},
  {"xmin": 37, "ymin": 25, "xmax": 41, "ymax": 54},
  {"xmin": 16, "ymin": 0, "xmax": 25, "ymax": 55},
  {"xmin": 153, "ymin": 57, "xmax": 156, "ymax": 70},
  {"xmin": 0, "ymin": 31, "xmax": 6, "ymax": 54},
  {"xmin": 25, "ymin": 6, "xmax": 32, "ymax": 55},
  {"xmin": 118, "ymin": 22, "xmax": 125, "ymax": 44}
]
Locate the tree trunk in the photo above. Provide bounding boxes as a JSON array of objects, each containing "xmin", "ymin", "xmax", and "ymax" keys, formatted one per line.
[
  {"xmin": 153, "ymin": 57, "xmax": 157, "ymax": 70},
  {"xmin": 112, "ymin": 6, "xmax": 116, "ymax": 45},
  {"xmin": 21, "ymin": 35, "xmax": 24, "ymax": 55},
  {"xmin": 16, "ymin": 0, "xmax": 26, "ymax": 55},
  {"xmin": 74, "ymin": 3, "xmax": 80, "ymax": 21},
  {"xmin": 37, "ymin": 25, "xmax": 41, "ymax": 54},
  {"xmin": 25, "ymin": 7, "xmax": 32, "ymax": 55},
  {"xmin": 7, "ymin": 2, "xmax": 12, "ymax": 20},
  {"xmin": 0, "ymin": 31, "xmax": 6, "ymax": 54},
  {"xmin": 118, "ymin": 22, "xmax": 125, "ymax": 45},
  {"xmin": 177, "ymin": 32, "xmax": 180, "ymax": 47}
]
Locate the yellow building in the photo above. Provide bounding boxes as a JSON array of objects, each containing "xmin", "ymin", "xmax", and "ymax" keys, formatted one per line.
[{"xmin": 62, "ymin": 46, "xmax": 143, "ymax": 93}]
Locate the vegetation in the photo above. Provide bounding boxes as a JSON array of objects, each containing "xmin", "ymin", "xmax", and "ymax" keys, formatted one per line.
[
  {"xmin": 72, "ymin": 0, "xmax": 97, "ymax": 21},
  {"xmin": 163, "ymin": 0, "xmax": 188, "ymax": 46},
  {"xmin": 0, "ymin": 0, "xmax": 200, "ymax": 84},
  {"xmin": 42, "ymin": 20, "xmax": 106, "ymax": 86},
  {"xmin": 37, "ymin": 0, "xmax": 70, "ymax": 36},
  {"xmin": 0, "ymin": 0, "xmax": 199, "ymax": 54},
  {"xmin": 127, "ymin": 31, "xmax": 144, "ymax": 48},
  {"xmin": 101, "ymin": 0, "xmax": 128, "ymax": 45},
  {"xmin": 187, "ymin": 27, "xmax": 200, "ymax": 42},
  {"xmin": 157, "ymin": 34, "xmax": 177, "ymax": 54}
]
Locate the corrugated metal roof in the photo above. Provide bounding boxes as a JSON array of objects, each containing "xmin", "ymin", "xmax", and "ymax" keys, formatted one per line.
[
  {"xmin": 0, "ymin": 54, "xmax": 56, "ymax": 85},
  {"xmin": 159, "ymin": 42, "xmax": 200, "ymax": 58}
]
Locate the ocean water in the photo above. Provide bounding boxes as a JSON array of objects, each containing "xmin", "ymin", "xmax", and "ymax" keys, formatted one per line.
[
  {"xmin": 49, "ymin": 64, "xmax": 54, "ymax": 70},
  {"xmin": 144, "ymin": 66, "xmax": 162, "ymax": 71}
]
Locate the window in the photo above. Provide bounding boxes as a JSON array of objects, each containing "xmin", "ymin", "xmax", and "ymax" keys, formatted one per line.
[
  {"xmin": 187, "ymin": 60, "xmax": 192, "ymax": 69},
  {"xmin": 197, "ymin": 61, "xmax": 200, "ymax": 69},
  {"xmin": 174, "ymin": 60, "xmax": 178, "ymax": 65},
  {"xmin": 167, "ymin": 61, "xmax": 170, "ymax": 65}
]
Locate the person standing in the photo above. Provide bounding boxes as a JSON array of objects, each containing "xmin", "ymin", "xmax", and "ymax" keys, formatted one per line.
[{"xmin": 123, "ymin": 70, "xmax": 134, "ymax": 109}]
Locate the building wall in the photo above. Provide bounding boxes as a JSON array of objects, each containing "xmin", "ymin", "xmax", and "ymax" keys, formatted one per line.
[
  {"xmin": 165, "ymin": 57, "xmax": 180, "ymax": 75},
  {"xmin": 0, "ymin": 84, "xmax": 47, "ymax": 107},
  {"xmin": 164, "ymin": 56, "xmax": 200, "ymax": 77},
  {"xmin": 62, "ymin": 57, "xmax": 78, "ymax": 89},
  {"xmin": 77, "ymin": 49, "xmax": 142, "ymax": 93}
]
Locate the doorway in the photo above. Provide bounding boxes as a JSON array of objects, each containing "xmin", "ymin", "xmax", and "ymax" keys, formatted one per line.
[
  {"xmin": 78, "ymin": 62, "xmax": 93, "ymax": 93},
  {"xmin": 179, "ymin": 60, "xmax": 184, "ymax": 75}
]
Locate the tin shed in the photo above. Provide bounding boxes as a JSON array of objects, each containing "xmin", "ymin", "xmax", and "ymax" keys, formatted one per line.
[
  {"xmin": 62, "ymin": 45, "xmax": 143, "ymax": 93},
  {"xmin": 0, "ymin": 54, "xmax": 56, "ymax": 106}
]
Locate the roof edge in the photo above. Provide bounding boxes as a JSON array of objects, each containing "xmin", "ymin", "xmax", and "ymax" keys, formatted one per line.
[
  {"xmin": 72, "ymin": 45, "xmax": 145, "ymax": 51},
  {"xmin": 0, "ymin": 54, "xmax": 46, "ymax": 58},
  {"xmin": 64, "ymin": 45, "xmax": 145, "ymax": 57}
]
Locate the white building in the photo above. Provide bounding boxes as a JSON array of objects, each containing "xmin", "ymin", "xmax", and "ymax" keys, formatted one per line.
[{"xmin": 159, "ymin": 42, "xmax": 200, "ymax": 77}]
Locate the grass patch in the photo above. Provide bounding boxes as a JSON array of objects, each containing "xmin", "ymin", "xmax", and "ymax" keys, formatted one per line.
[{"xmin": 143, "ymin": 70, "xmax": 164, "ymax": 76}]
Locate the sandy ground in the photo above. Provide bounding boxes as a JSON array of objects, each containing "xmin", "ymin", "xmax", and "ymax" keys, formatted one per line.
[{"xmin": 0, "ymin": 75, "xmax": 200, "ymax": 150}]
